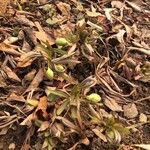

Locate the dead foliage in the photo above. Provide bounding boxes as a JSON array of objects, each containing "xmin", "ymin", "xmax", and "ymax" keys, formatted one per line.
[{"xmin": 0, "ymin": 0, "xmax": 150, "ymax": 150}]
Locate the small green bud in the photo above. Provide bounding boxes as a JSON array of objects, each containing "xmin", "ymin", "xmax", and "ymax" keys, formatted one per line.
[
  {"xmin": 86, "ymin": 93, "xmax": 101, "ymax": 103},
  {"xmin": 54, "ymin": 64, "xmax": 65, "ymax": 72},
  {"xmin": 55, "ymin": 38, "xmax": 68, "ymax": 46},
  {"xmin": 46, "ymin": 67, "xmax": 54, "ymax": 80},
  {"xmin": 27, "ymin": 99, "xmax": 39, "ymax": 107},
  {"xmin": 107, "ymin": 130, "xmax": 115, "ymax": 140}
]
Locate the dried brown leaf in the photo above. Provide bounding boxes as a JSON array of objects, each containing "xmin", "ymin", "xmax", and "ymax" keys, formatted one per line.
[
  {"xmin": 139, "ymin": 113, "xmax": 147, "ymax": 123},
  {"xmin": 37, "ymin": 96, "xmax": 47, "ymax": 111},
  {"xmin": 111, "ymin": 1, "xmax": 124, "ymax": 9},
  {"xmin": 125, "ymin": 0, "xmax": 142, "ymax": 12},
  {"xmin": 123, "ymin": 103, "xmax": 138, "ymax": 118},
  {"xmin": 17, "ymin": 51, "xmax": 40, "ymax": 67},
  {"xmin": 128, "ymin": 47, "xmax": 150, "ymax": 56},
  {"xmin": 15, "ymin": 15, "xmax": 35, "ymax": 27},
  {"xmin": 0, "ymin": 43, "xmax": 21, "ymax": 56},
  {"xmin": 34, "ymin": 22, "xmax": 55, "ymax": 45},
  {"xmin": 20, "ymin": 113, "xmax": 36, "ymax": 126},
  {"xmin": 36, "ymin": 96, "xmax": 48, "ymax": 118},
  {"xmin": 92, "ymin": 128, "xmax": 107, "ymax": 142},
  {"xmin": 0, "ymin": 0, "xmax": 9, "ymax": 15},
  {"xmin": 108, "ymin": 29, "xmax": 126, "ymax": 43},
  {"xmin": 7, "ymin": 93, "xmax": 26, "ymax": 102},
  {"xmin": 104, "ymin": 8, "xmax": 115, "ymax": 23},
  {"xmin": 104, "ymin": 96, "xmax": 123, "ymax": 112},
  {"xmin": 86, "ymin": 11, "xmax": 101, "ymax": 17},
  {"xmin": 2, "ymin": 66, "xmax": 21, "ymax": 82},
  {"xmin": 56, "ymin": 116, "xmax": 79, "ymax": 131},
  {"xmin": 25, "ymin": 68, "xmax": 44, "ymax": 93},
  {"xmin": 23, "ymin": 69, "xmax": 36, "ymax": 82},
  {"xmin": 56, "ymin": 2, "xmax": 71, "ymax": 16},
  {"xmin": 38, "ymin": 121, "xmax": 50, "ymax": 132}
]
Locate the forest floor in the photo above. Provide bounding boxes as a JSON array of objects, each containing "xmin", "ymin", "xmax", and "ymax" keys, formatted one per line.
[{"xmin": 0, "ymin": 0, "xmax": 150, "ymax": 150}]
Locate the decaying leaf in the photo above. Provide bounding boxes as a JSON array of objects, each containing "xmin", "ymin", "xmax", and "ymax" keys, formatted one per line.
[
  {"xmin": 134, "ymin": 144, "xmax": 150, "ymax": 150},
  {"xmin": 56, "ymin": 2, "xmax": 71, "ymax": 16},
  {"xmin": 92, "ymin": 128, "xmax": 107, "ymax": 142},
  {"xmin": 125, "ymin": 0, "xmax": 142, "ymax": 12},
  {"xmin": 25, "ymin": 68, "xmax": 44, "ymax": 93},
  {"xmin": 38, "ymin": 121, "xmax": 50, "ymax": 132},
  {"xmin": 7, "ymin": 93, "xmax": 25, "ymax": 102},
  {"xmin": 104, "ymin": 97, "xmax": 123, "ymax": 112},
  {"xmin": 15, "ymin": 15, "xmax": 35, "ymax": 27},
  {"xmin": 0, "ymin": 43, "xmax": 21, "ymax": 56},
  {"xmin": 123, "ymin": 103, "xmax": 138, "ymax": 119},
  {"xmin": 111, "ymin": 1, "xmax": 124, "ymax": 9},
  {"xmin": 34, "ymin": 22, "xmax": 55, "ymax": 45},
  {"xmin": 0, "ymin": 0, "xmax": 9, "ymax": 15},
  {"xmin": 0, "ymin": 0, "xmax": 149, "ymax": 148},
  {"xmin": 56, "ymin": 116, "xmax": 79, "ymax": 131},
  {"xmin": 23, "ymin": 69, "xmax": 37, "ymax": 82},
  {"xmin": 17, "ymin": 51, "xmax": 40, "ymax": 67},
  {"xmin": 86, "ymin": 11, "xmax": 101, "ymax": 17},
  {"xmin": 20, "ymin": 113, "xmax": 36, "ymax": 126},
  {"xmin": 2, "ymin": 66, "xmax": 21, "ymax": 82},
  {"xmin": 139, "ymin": 113, "xmax": 147, "ymax": 123},
  {"xmin": 104, "ymin": 8, "xmax": 115, "ymax": 23},
  {"xmin": 36, "ymin": 96, "xmax": 48, "ymax": 118},
  {"xmin": 107, "ymin": 29, "xmax": 126, "ymax": 43}
]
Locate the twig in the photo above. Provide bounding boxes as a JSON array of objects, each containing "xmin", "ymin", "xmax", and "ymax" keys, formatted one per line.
[
  {"xmin": 134, "ymin": 96, "xmax": 150, "ymax": 103},
  {"xmin": 128, "ymin": 47, "xmax": 150, "ymax": 56},
  {"xmin": 0, "ymin": 117, "xmax": 18, "ymax": 129}
]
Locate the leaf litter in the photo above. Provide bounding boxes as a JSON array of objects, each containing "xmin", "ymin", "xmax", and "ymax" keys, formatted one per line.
[{"xmin": 0, "ymin": 0, "xmax": 150, "ymax": 150}]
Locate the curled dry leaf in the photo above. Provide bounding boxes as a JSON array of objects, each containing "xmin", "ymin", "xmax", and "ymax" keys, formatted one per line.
[
  {"xmin": 2, "ymin": 66, "xmax": 21, "ymax": 82},
  {"xmin": 20, "ymin": 113, "xmax": 36, "ymax": 126},
  {"xmin": 92, "ymin": 128, "xmax": 107, "ymax": 142},
  {"xmin": 56, "ymin": 2, "xmax": 71, "ymax": 16},
  {"xmin": 25, "ymin": 68, "xmax": 44, "ymax": 93},
  {"xmin": 56, "ymin": 116, "xmax": 79, "ymax": 132},
  {"xmin": 7, "ymin": 93, "xmax": 26, "ymax": 102},
  {"xmin": 23, "ymin": 69, "xmax": 37, "ymax": 82},
  {"xmin": 123, "ymin": 103, "xmax": 138, "ymax": 119},
  {"xmin": 134, "ymin": 144, "xmax": 150, "ymax": 150},
  {"xmin": 81, "ymin": 137, "xmax": 90, "ymax": 145},
  {"xmin": 104, "ymin": 96, "xmax": 123, "ymax": 112},
  {"xmin": 17, "ymin": 51, "xmax": 40, "ymax": 67},
  {"xmin": 107, "ymin": 29, "xmax": 126, "ymax": 44},
  {"xmin": 38, "ymin": 121, "xmax": 50, "ymax": 132},
  {"xmin": 15, "ymin": 15, "xmax": 35, "ymax": 27},
  {"xmin": 4, "ymin": 36, "xmax": 19, "ymax": 44},
  {"xmin": 34, "ymin": 22, "xmax": 55, "ymax": 45},
  {"xmin": 86, "ymin": 10, "xmax": 101, "ymax": 17},
  {"xmin": 0, "ymin": 0, "xmax": 9, "ymax": 15},
  {"xmin": 125, "ymin": 0, "xmax": 142, "ymax": 12},
  {"xmin": 0, "ymin": 43, "xmax": 21, "ymax": 56},
  {"xmin": 111, "ymin": 1, "xmax": 124, "ymax": 9},
  {"xmin": 87, "ymin": 21, "xmax": 103, "ymax": 31},
  {"xmin": 36, "ymin": 96, "xmax": 48, "ymax": 118},
  {"xmin": 104, "ymin": 8, "xmax": 115, "ymax": 23},
  {"xmin": 139, "ymin": 113, "xmax": 147, "ymax": 123},
  {"xmin": 128, "ymin": 47, "xmax": 150, "ymax": 56}
]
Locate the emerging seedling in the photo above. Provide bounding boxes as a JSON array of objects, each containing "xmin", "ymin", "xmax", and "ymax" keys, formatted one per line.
[
  {"xmin": 27, "ymin": 99, "xmax": 39, "ymax": 107},
  {"xmin": 86, "ymin": 93, "xmax": 101, "ymax": 103},
  {"xmin": 54, "ymin": 64, "xmax": 65, "ymax": 73},
  {"xmin": 46, "ymin": 67, "xmax": 54, "ymax": 80},
  {"xmin": 55, "ymin": 38, "xmax": 69, "ymax": 46}
]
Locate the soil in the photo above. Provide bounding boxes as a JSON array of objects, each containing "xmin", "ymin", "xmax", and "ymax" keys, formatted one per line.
[{"xmin": 0, "ymin": 0, "xmax": 150, "ymax": 150}]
